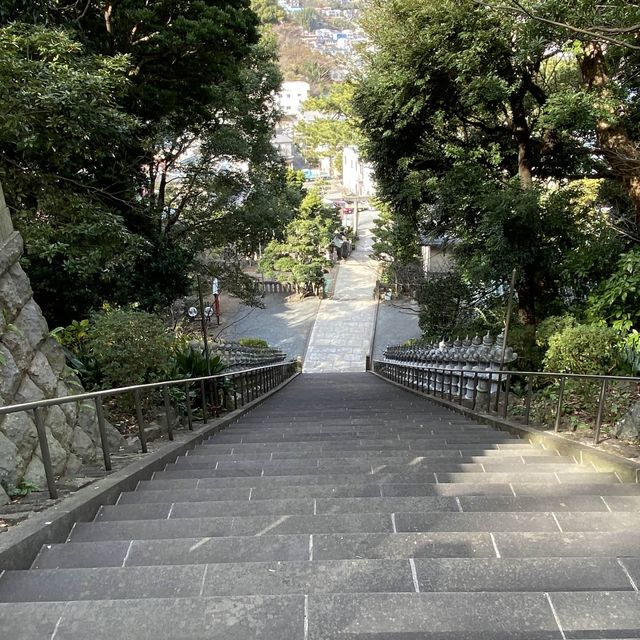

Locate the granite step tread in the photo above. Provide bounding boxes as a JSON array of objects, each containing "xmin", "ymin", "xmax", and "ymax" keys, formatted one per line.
[
  {"xmin": 306, "ymin": 592, "xmax": 563, "ymax": 639},
  {"xmin": 99, "ymin": 496, "xmax": 465, "ymax": 520},
  {"xmin": 130, "ymin": 481, "xmax": 640, "ymax": 499},
  {"xmin": 68, "ymin": 510, "xmax": 640, "ymax": 543},
  {"xmin": 185, "ymin": 448, "xmax": 555, "ymax": 460},
  {"xmin": 0, "ymin": 559, "xmax": 415, "ymax": 601},
  {"xmin": 32, "ymin": 535, "xmax": 312, "ymax": 569},
  {"xmin": 3, "ymin": 557, "xmax": 636, "ymax": 602},
  {"xmin": 0, "ymin": 595, "xmax": 303, "ymax": 640},
  {"xmin": 149, "ymin": 469, "xmax": 617, "ymax": 485},
  {"xmin": 173, "ymin": 454, "xmax": 572, "ymax": 468}
]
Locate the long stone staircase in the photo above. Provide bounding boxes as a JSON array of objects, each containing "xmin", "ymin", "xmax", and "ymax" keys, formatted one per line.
[{"xmin": 1, "ymin": 373, "xmax": 640, "ymax": 638}]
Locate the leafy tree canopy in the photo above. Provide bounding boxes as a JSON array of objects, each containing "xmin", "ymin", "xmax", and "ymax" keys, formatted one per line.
[
  {"xmin": 1, "ymin": 1, "xmax": 293, "ymax": 326},
  {"xmin": 355, "ymin": 0, "xmax": 634, "ymax": 330}
]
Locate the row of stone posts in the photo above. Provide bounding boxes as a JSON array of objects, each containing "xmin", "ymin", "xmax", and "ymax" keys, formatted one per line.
[
  {"xmin": 211, "ymin": 343, "xmax": 286, "ymax": 370},
  {"xmin": 383, "ymin": 333, "xmax": 518, "ymax": 407}
]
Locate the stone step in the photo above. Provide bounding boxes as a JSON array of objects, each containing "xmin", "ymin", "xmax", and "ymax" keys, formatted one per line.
[
  {"xmin": 67, "ymin": 510, "xmax": 640, "ymax": 543},
  {"xmin": 101, "ymin": 494, "xmax": 638, "ymax": 521},
  {"xmin": 217, "ymin": 426, "xmax": 495, "ymax": 435},
  {"xmin": 207, "ymin": 434, "xmax": 523, "ymax": 444},
  {"xmin": 176, "ymin": 454, "xmax": 570, "ymax": 469},
  {"xmin": 198, "ymin": 441, "xmax": 537, "ymax": 452},
  {"xmin": 33, "ymin": 535, "xmax": 312, "ymax": 569},
  {"xmin": 303, "ymin": 591, "xmax": 640, "ymax": 639},
  {"xmin": 98, "ymin": 496, "xmax": 461, "ymax": 521},
  {"xmin": 147, "ymin": 470, "xmax": 617, "ymax": 486},
  {"xmin": 185, "ymin": 448, "xmax": 554, "ymax": 461},
  {"xmin": 0, "ymin": 559, "xmax": 415, "ymax": 602},
  {"xmin": 0, "ymin": 595, "xmax": 303, "ymax": 640},
  {"xmin": 69, "ymin": 514, "xmax": 396, "ymax": 542},
  {"xmin": 2, "ymin": 557, "xmax": 636, "ymax": 603},
  {"xmin": 45, "ymin": 524, "xmax": 637, "ymax": 567},
  {"xmin": 122, "ymin": 482, "xmax": 640, "ymax": 504},
  {"xmin": 314, "ymin": 530, "xmax": 640, "ymax": 560},
  {"xmin": 155, "ymin": 461, "xmax": 586, "ymax": 478}
]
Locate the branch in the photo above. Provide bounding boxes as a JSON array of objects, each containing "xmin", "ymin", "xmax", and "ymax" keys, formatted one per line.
[{"xmin": 476, "ymin": 0, "xmax": 640, "ymax": 51}]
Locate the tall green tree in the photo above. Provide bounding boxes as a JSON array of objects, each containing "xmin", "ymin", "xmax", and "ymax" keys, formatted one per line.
[
  {"xmin": 295, "ymin": 82, "xmax": 360, "ymax": 174},
  {"xmin": 354, "ymin": 0, "xmax": 629, "ymax": 327},
  {"xmin": 1, "ymin": 2, "xmax": 294, "ymax": 325},
  {"xmin": 259, "ymin": 189, "xmax": 339, "ymax": 290}
]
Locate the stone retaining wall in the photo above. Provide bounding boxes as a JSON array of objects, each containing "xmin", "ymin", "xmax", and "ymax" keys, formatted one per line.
[{"xmin": 0, "ymin": 183, "xmax": 123, "ymax": 502}]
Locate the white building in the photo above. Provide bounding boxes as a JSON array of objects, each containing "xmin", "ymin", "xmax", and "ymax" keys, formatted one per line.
[
  {"xmin": 272, "ymin": 133, "xmax": 294, "ymax": 166},
  {"xmin": 276, "ymin": 81, "xmax": 311, "ymax": 117},
  {"xmin": 342, "ymin": 145, "xmax": 376, "ymax": 197}
]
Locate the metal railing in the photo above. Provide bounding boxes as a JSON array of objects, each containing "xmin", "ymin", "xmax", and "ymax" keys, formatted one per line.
[
  {"xmin": 0, "ymin": 361, "xmax": 297, "ymax": 499},
  {"xmin": 374, "ymin": 359, "xmax": 639, "ymax": 446}
]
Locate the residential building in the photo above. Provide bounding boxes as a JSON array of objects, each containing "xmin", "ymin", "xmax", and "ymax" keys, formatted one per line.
[
  {"xmin": 272, "ymin": 133, "xmax": 294, "ymax": 166},
  {"xmin": 342, "ymin": 145, "xmax": 376, "ymax": 197},
  {"xmin": 276, "ymin": 81, "xmax": 311, "ymax": 117}
]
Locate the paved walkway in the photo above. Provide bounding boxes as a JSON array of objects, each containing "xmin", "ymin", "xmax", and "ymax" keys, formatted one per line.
[
  {"xmin": 2, "ymin": 374, "xmax": 640, "ymax": 638},
  {"xmin": 303, "ymin": 210, "xmax": 379, "ymax": 372}
]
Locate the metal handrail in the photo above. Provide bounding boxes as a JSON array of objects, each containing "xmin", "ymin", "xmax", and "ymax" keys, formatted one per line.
[
  {"xmin": 3, "ymin": 361, "xmax": 297, "ymax": 500},
  {"xmin": 377, "ymin": 359, "xmax": 640, "ymax": 384},
  {"xmin": 373, "ymin": 359, "xmax": 639, "ymax": 447},
  {"xmin": 0, "ymin": 362, "xmax": 293, "ymax": 416}
]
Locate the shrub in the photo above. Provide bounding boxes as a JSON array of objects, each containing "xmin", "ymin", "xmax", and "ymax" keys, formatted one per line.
[
  {"xmin": 173, "ymin": 345, "xmax": 226, "ymax": 378},
  {"xmin": 543, "ymin": 323, "xmax": 622, "ymax": 375},
  {"xmin": 238, "ymin": 338, "xmax": 269, "ymax": 348},
  {"xmin": 536, "ymin": 315, "xmax": 577, "ymax": 350},
  {"xmin": 86, "ymin": 309, "xmax": 176, "ymax": 388}
]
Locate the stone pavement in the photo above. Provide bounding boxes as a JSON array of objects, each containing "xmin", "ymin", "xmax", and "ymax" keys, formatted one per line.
[
  {"xmin": 373, "ymin": 299, "xmax": 421, "ymax": 360},
  {"xmin": 212, "ymin": 294, "xmax": 320, "ymax": 359},
  {"xmin": 2, "ymin": 373, "xmax": 640, "ymax": 638},
  {"xmin": 303, "ymin": 210, "xmax": 379, "ymax": 372}
]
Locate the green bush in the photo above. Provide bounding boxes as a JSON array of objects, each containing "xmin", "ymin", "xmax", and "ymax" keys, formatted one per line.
[
  {"xmin": 86, "ymin": 309, "xmax": 176, "ymax": 388},
  {"xmin": 543, "ymin": 323, "xmax": 622, "ymax": 375},
  {"xmin": 238, "ymin": 338, "xmax": 269, "ymax": 348},
  {"xmin": 173, "ymin": 345, "xmax": 226, "ymax": 378},
  {"xmin": 536, "ymin": 315, "xmax": 577, "ymax": 350}
]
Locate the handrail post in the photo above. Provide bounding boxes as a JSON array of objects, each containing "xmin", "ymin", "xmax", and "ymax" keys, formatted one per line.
[
  {"xmin": 33, "ymin": 408, "xmax": 58, "ymax": 499},
  {"xmin": 501, "ymin": 373, "xmax": 511, "ymax": 418},
  {"xmin": 472, "ymin": 372, "xmax": 478, "ymax": 410},
  {"xmin": 200, "ymin": 380, "xmax": 208, "ymax": 424},
  {"xmin": 184, "ymin": 382, "xmax": 193, "ymax": 430},
  {"xmin": 163, "ymin": 385, "xmax": 174, "ymax": 441},
  {"xmin": 524, "ymin": 376, "xmax": 533, "ymax": 425},
  {"xmin": 95, "ymin": 396, "xmax": 112, "ymax": 471},
  {"xmin": 554, "ymin": 377, "xmax": 566, "ymax": 432},
  {"xmin": 494, "ymin": 371, "xmax": 502, "ymax": 412},
  {"xmin": 134, "ymin": 389, "xmax": 148, "ymax": 453},
  {"xmin": 594, "ymin": 379, "xmax": 608, "ymax": 445}
]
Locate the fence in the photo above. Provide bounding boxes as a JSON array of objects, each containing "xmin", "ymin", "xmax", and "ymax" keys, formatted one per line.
[
  {"xmin": 373, "ymin": 359, "xmax": 640, "ymax": 447},
  {"xmin": 0, "ymin": 361, "xmax": 297, "ymax": 499},
  {"xmin": 258, "ymin": 280, "xmax": 294, "ymax": 294}
]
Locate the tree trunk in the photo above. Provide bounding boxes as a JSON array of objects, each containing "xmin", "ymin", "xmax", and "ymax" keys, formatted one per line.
[
  {"xmin": 510, "ymin": 87, "xmax": 534, "ymax": 190},
  {"xmin": 580, "ymin": 42, "xmax": 640, "ymax": 225}
]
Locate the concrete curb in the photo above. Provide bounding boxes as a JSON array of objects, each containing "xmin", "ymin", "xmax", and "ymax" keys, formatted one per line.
[
  {"xmin": 0, "ymin": 372, "xmax": 300, "ymax": 571},
  {"xmin": 371, "ymin": 371, "xmax": 640, "ymax": 483}
]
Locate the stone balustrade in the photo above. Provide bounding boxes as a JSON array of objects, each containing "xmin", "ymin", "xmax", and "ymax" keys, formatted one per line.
[
  {"xmin": 383, "ymin": 333, "xmax": 517, "ymax": 405},
  {"xmin": 211, "ymin": 343, "xmax": 287, "ymax": 371}
]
